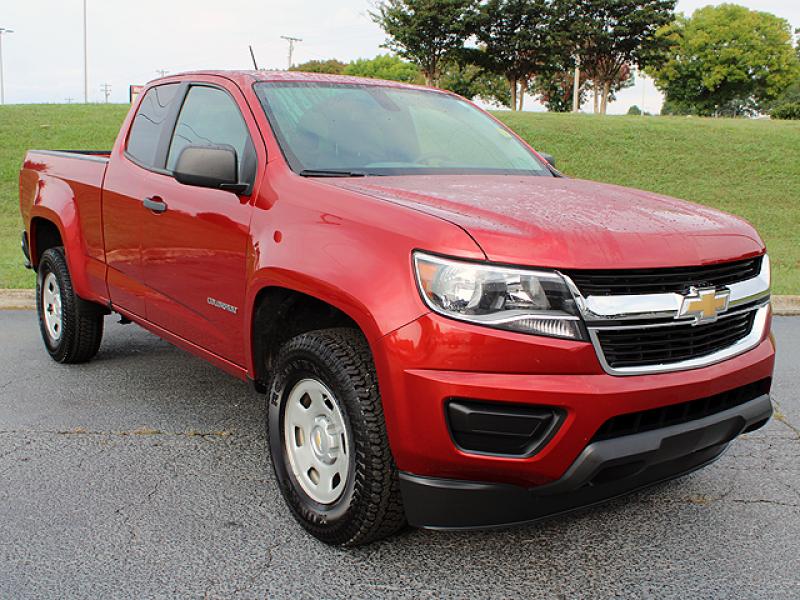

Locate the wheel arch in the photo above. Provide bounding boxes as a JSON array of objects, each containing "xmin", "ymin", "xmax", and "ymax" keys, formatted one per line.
[
  {"xmin": 28, "ymin": 204, "xmax": 96, "ymax": 302},
  {"xmin": 248, "ymin": 279, "xmax": 383, "ymax": 389}
]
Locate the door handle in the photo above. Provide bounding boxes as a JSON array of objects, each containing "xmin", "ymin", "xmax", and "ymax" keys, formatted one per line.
[{"xmin": 143, "ymin": 196, "xmax": 167, "ymax": 213}]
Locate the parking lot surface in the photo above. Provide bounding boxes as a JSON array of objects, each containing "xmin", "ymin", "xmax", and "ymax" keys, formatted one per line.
[{"xmin": 1, "ymin": 311, "xmax": 798, "ymax": 599}]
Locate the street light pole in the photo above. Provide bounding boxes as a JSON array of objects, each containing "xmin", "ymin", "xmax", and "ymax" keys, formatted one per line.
[
  {"xmin": 0, "ymin": 27, "xmax": 14, "ymax": 106},
  {"xmin": 83, "ymin": 0, "xmax": 88, "ymax": 103}
]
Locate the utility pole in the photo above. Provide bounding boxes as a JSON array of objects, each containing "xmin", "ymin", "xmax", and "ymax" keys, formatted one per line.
[
  {"xmin": 65, "ymin": 97, "xmax": 74, "ymax": 104},
  {"xmin": 280, "ymin": 35, "xmax": 302, "ymax": 69},
  {"xmin": 83, "ymin": 0, "xmax": 89, "ymax": 103},
  {"xmin": 155, "ymin": 69, "xmax": 169, "ymax": 78},
  {"xmin": 100, "ymin": 83, "xmax": 111, "ymax": 103},
  {"xmin": 0, "ymin": 27, "xmax": 13, "ymax": 105}
]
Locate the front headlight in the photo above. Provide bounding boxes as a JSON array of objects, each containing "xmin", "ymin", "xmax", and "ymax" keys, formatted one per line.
[{"xmin": 413, "ymin": 252, "xmax": 586, "ymax": 341}]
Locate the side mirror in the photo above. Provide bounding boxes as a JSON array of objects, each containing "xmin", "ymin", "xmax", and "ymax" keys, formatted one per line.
[
  {"xmin": 173, "ymin": 145, "xmax": 247, "ymax": 193},
  {"xmin": 539, "ymin": 152, "xmax": 556, "ymax": 169}
]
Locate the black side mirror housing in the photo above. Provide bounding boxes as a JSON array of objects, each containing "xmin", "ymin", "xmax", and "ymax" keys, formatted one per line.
[
  {"xmin": 539, "ymin": 152, "xmax": 556, "ymax": 169},
  {"xmin": 173, "ymin": 145, "xmax": 247, "ymax": 193}
]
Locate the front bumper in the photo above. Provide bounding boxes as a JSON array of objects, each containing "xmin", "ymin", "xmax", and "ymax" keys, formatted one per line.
[
  {"xmin": 400, "ymin": 393, "xmax": 772, "ymax": 529},
  {"xmin": 376, "ymin": 311, "xmax": 775, "ymax": 487}
]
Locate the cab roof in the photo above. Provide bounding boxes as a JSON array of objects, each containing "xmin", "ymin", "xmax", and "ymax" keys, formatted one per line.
[{"xmin": 152, "ymin": 70, "xmax": 441, "ymax": 94}]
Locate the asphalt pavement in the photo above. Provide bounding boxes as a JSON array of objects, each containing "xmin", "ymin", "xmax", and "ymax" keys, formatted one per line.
[{"xmin": 0, "ymin": 310, "xmax": 798, "ymax": 599}]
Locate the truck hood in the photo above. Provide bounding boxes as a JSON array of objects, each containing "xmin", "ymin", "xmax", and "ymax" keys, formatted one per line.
[{"xmin": 329, "ymin": 175, "xmax": 764, "ymax": 269}]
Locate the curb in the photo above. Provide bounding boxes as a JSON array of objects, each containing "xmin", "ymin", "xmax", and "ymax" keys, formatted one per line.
[
  {"xmin": 0, "ymin": 289, "xmax": 36, "ymax": 310},
  {"xmin": 2, "ymin": 288, "xmax": 799, "ymax": 315}
]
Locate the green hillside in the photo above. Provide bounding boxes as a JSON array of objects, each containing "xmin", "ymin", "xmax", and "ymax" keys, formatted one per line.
[{"xmin": 1, "ymin": 105, "xmax": 797, "ymax": 293}]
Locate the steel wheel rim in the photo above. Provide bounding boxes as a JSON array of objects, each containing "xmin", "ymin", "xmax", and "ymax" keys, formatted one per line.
[
  {"xmin": 42, "ymin": 272, "xmax": 63, "ymax": 343},
  {"xmin": 283, "ymin": 378, "xmax": 351, "ymax": 505}
]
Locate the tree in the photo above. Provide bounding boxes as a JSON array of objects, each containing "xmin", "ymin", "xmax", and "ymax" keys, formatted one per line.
[
  {"xmin": 343, "ymin": 55, "xmax": 423, "ymax": 83},
  {"xmin": 534, "ymin": 68, "xmax": 590, "ymax": 112},
  {"xmin": 371, "ymin": 0, "xmax": 478, "ymax": 85},
  {"xmin": 592, "ymin": 63, "xmax": 635, "ymax": 113},
  {"xmin": 578, "ymin": 0, "xmax": 675, "ymax": 114},
  {"xmin": 289, "ymin": 59, "xmax": 347, "ymax": 75},
  {"xmin": 648, "ymin": 5, "xmax": 800, "ymax": 116},
  {"xmin": 627, "ymin": 104, "xmax": 642, "ymax": 115},
  {"xmin": 439, "ymin": 62, "xmax": 512, "ymax": 107},
  {"xmin": 474, "ymin": 0, "xmax": 571, "ymax": 111}
]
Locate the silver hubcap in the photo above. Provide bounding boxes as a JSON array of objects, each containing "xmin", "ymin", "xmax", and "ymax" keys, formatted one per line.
[
  {"xmin": 42, "ymin": 272, "xmax": 63, "ymax": 342},
  {"xmin": 283, "ymin": 378, "xmax": 350, "ymax": 504}
]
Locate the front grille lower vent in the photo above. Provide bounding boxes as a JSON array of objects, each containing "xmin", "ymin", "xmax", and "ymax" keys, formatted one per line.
[
  {"xmin": 446, "ymin": 400, "xmax": 562, "ymax": 457},
  {"xmin": 591, "ymin": 378, "xmax": 771, "ymax": 442},
  {"xmin": 564, "ymin": 256, "xmax": 762, "ymax": 296},
  {"xmin": 596, "ymin": 311, "xmax": 755, "ymax": 369}
]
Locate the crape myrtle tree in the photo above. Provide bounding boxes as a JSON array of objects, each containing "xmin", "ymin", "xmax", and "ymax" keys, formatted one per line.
[
  {"xmin": 534, "ymin": 68, "xmax": 591, "ymax": 112},
  {"xmin": 371, "ymin": 0, "xmax": 677, "ymax": 113},
  {"xmin": 371, "ymin": 0, "xmax": 479, "ymax": 86},
  {"xmin": 439, "ymin": 61, "xmax": 513, "ymax": 107},
  {"xmin": 648, "ymin": 5, "xmax": 800, "ymax": 116},
  {"xmin": 577, "ymin": 0, "xmax": 675, "ymax": 114},
  {"xmin": 473, "ymin": 0, "xmax": 574, "ymax": 111}
]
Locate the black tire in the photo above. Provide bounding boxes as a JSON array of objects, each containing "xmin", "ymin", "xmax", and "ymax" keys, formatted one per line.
[
  {"xmin": 267, "ymin": 328, "xmax": 405, "ymax": 546},
  {"xmin": 36, "ymin": 247, "xmax": 104, "ymax": 363}
]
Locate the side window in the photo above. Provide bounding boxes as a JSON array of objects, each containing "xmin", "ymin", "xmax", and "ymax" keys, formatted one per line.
[
  {"xmin": 167, "ymin": 86, "xmax": 253, "ymax": 181},
  {"xmin": 126, "ymin": 83, "xmax": 180, "ymax": 168}
]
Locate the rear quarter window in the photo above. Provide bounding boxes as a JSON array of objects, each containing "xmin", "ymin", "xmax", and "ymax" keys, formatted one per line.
[{"xmin": 126, "ymin": 83, "xmax": 180, "ymax": 168}]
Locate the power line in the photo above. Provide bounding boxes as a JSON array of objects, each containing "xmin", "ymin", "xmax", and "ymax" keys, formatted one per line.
[
  {"xmin": 100, "ymin": 82, "xmax": 111, "ymax": 103},
  {"xmin": 0, "ymin": 27, "xmax": 14, "ymax": 105},
  {"xmin": 280, "ymin": 35, "xmax": 302, "ymax": 69}
]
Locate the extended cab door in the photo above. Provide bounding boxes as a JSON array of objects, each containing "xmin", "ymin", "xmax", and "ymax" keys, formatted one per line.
[
  {"xmin": 102, "ymin": 82, "xmax": 182, "ymax": 317},
  {"xmin": 139, "ymin": 81, "xmax": 260, "ymax": 365}
]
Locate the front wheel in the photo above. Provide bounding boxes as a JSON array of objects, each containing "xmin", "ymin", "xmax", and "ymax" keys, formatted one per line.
[
  {"xmin": 36, "ymin": 247, "xmax": 104, "ymax": 363},
  {"xmin": 267, "ymin": 328, "xmax": 405, "ymax": 546}
]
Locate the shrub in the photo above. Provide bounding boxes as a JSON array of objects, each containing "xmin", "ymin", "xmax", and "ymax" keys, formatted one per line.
[{"xmin": 771, "ymin": 102, "xmax": 800, "ymax": 120}]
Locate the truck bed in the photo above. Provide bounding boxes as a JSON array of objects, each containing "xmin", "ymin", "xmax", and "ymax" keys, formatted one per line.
[{"xmin": 19, "ymin": 149, "xmax": 112, "ymax": 300}]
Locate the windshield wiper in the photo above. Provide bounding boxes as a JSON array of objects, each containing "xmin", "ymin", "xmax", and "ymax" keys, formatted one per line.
[{"xmin": 299, "ymin": 169, "xmax": 367, "ymax": 178}]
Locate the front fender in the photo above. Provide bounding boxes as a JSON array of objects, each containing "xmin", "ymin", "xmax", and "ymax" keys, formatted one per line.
[{"xmin": 242, "ymin": 170, "xmax": 485, "ymax": 378}]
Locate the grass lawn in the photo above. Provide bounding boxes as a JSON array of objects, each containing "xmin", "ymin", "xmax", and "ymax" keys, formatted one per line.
[{"xmin": 1, "ymin": 105, "xmax": 798, "ymax": 293}]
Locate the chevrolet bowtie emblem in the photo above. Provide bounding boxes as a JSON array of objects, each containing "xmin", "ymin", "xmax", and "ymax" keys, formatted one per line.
[{"xmin": 678, "ymin": 287, "xmax": 730, "ymax": 325}]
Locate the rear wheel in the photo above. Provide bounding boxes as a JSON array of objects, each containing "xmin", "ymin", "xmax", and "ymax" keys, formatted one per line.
[
  {"xmin": 267, "ymin": 328, "xmax": 405, "ymax": 546},
  {"xmin": 36, "ymin": 247, "xmax": 104, "ymax": 363}
]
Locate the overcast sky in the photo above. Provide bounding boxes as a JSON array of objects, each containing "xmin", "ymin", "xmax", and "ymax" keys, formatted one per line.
[{"xmin": 0, "ymin": 0, "xmax": 798, "ymax": 113}]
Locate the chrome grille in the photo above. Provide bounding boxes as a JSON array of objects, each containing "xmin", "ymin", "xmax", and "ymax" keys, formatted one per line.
[
  {"xmin": 570, "ymin": 254, "xmax": 771, "ymax": 376},
  {"xmin": 596, "ymin": 311, "xmax": 756, "ymax": 369},
  {"xmin": 564, "ymin": 256, "xmax": 762, "ymax": 296}
]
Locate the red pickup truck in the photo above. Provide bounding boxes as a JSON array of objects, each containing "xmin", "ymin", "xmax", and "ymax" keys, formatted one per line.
[{"xmin": 19, "ymin": 71, "xmax": 774, "ymax": 546}]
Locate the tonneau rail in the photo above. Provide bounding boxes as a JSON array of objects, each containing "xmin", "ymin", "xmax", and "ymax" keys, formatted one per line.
[{"xmin": 28, "ymin": 149, "xmax": 110, "ymax": 163}]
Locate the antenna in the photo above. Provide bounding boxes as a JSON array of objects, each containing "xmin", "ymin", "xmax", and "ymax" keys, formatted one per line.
[
  {"xmin": 280, "ymin": 35, "xmax": 302, "ymax": 69},
  {"xmin": 249, "ymin": 45, "xmax": 259, "ymax": 70}
]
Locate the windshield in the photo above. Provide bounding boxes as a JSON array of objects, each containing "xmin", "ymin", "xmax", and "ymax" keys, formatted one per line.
[{"xmin": 254, "ymin": 82, "xmax": 551, "ymax": 177}]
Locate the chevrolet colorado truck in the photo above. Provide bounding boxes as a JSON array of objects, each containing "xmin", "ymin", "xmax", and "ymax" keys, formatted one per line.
[{"xmin": 18, "ymin": 71, "xmax": 774, "ymax": 546}]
